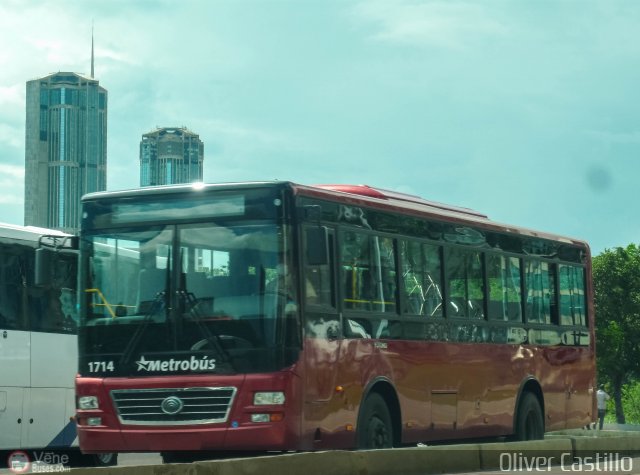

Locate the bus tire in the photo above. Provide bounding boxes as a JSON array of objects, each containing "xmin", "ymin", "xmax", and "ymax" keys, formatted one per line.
[
  {"xmin": 357, "ymin": 392, "xmax": 393, "ymax": 449},
  {"xmin": 515, "ymin": 392, "xmax": 544, "ymax": 441},
  {"xmin": 91, "ymin": 452, "xmax": 118, "ymax": 467}
]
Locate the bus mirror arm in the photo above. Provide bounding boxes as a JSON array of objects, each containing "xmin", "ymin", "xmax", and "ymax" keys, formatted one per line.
[{"xmin": 35, "ymin": 235, "xmax": 79, "ymax": 287}]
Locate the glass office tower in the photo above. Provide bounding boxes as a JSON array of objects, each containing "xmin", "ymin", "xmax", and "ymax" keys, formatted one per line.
[
  {"xmin": 24, "ymin": 72, "xmax": 108, "ymax": 233},
  {"xmin": 140, "ymin": 127, "xmax": 204, "ymax": 187}
]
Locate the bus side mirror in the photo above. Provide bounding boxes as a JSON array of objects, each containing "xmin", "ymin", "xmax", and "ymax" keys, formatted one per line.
[
  {"xmin": 306, "ymin": 227, "xmax": 329, "ymax": 266},
  {"xmin": 35, "ymin": 248, "xmax": 53, "ymax": 286}
]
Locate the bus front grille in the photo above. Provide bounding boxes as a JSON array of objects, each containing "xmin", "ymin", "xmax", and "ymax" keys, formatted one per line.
[{"xmin": 110, "ymin": 387, "xmax": 237, "ymax": 425}]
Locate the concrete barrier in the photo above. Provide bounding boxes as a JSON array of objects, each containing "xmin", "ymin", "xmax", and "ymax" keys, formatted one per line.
[
  {"xmin": 360, "ymin": 444, "xmax": 481, "ymax": 475},
  {"xmin": 572, "ymin": 435, "xmax": 640, "ymax": 457},
  {"xmin": 196, "ymin": 450, "xmax": 362, "ymax": 475},
  {"xmin": 479, "ymin": 438, "xmax": 574, "ymax": 471},
  {"xmin": 551, "ymin": 428, "xmax": 640, "ymax": 437},
  {"xmin": 69, "ymin": 434, "xmax": 640, "ymax": 475}
]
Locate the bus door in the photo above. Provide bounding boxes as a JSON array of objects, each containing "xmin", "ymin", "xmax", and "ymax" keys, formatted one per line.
[
  {"xmin": 0, "ymin": 335, "xmax": 29, "ymax": 451},
  {"xmin": 26, "ymin": 333, "xmax": 75, "ymax": 449},
  {"xmin": 0, "ymin": 246, "xmax": 30, "ymax": 449},
  {"xmin": 301, "ymin": 227, "xmax": 342, "ymax": 441}
]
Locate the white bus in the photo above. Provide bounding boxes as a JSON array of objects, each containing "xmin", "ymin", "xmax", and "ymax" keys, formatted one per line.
[{"xmin": 0, "ymin": 223, "xmax": 116, "ymax": 468}]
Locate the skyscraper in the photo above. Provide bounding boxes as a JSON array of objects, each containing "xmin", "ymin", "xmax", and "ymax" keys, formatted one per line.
[
  {"xmin": 139, "ymin": 127, "xmax": 204, "ymax": 187},
  {"xmin": 24, "ymin": 69, "xmax": 107, "ymax": 233}
]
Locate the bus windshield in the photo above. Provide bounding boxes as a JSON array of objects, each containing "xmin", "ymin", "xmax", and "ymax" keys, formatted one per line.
[{"xmin": 79, "ymin": 222, "xmax": 297, "ymax": 377}]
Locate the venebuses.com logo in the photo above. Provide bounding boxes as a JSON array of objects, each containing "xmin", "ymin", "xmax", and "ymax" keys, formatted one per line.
[
  {"xmin": 7, "ymin": 450, "xmax": 71, "ymax": 473},
  {"xmin": 7, "ymin": 451, "xmax": 30, "ymax": 474}
]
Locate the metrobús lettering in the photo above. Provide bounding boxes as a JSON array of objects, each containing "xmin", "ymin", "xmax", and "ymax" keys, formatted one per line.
[
  {"xmin": 136, "ymin": 355, "xmax": 216, "ymax": 372},
  {"xmin": 500, "ymin": 452, "xmax": 633, "ymax": 472}
]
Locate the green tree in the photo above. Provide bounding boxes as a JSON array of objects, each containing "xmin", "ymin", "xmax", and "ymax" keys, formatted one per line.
[
  {"xmin": 592, "ymin": 245, "xmax": 640, "ymax": 423},
  {"xmin": 621, "ymin": 380, "xmax": 640, "ymax": 424}
]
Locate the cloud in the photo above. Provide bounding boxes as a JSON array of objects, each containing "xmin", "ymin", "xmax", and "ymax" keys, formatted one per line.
[
  {"xmin": 0, "ymin": 194, "xmax": 22, "ymax": 205},
  {"xmin": 352, "ymin": 0, "xmax": 509, "ymax": 49},
  {"xmin": 0, "ymin": 84, "xmax": 22, "ymax": 107},
  {"xmin": 0, "ymin": 163, "xmax": 24, "ymax": 179},
  {"xmin": 0, "ymin": 164, "xmax": 24, "ymax": 219},
  {"xmin": 197, "ymin": 118, "xmax": 294, "ymax": 148},
  {"xmin": 0, "ymin": 123, "xmax": 23, "ymax": 150}
]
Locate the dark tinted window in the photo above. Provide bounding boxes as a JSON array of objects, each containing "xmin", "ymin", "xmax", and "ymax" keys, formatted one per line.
[
  {"xmin": 400, "ymin": 240, "xmax": 443, "ymax": 317},
  {"xmin": 340, "ymin": 231, "xmax": 397, "ymax": 313},
  {"xmin": 445, "ymin": 248, "xmax": 485, "ymax": 319},
  {"xmin": 0, "ymin": 247, "xmax": 26, "ymax": 330},
  {"xmin": 487, "ymin": 255, "xmax": 522, "ymax": 322}
]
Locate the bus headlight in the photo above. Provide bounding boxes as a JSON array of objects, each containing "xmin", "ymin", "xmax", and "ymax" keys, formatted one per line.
[
  {"xmin": 251, "ymin": 413, "xmax": 284, "ymax": 423},
  {"xmin": 253, "ymin": 392, "xmax": 285, "ymax": 405},
  {"xmin": 78, "ymin": 396, "xmax": 99, "ymax": 410}
]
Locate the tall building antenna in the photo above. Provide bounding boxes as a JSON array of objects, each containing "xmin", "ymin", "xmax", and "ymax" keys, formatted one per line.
[{"xmin": 91, "ymin": 22, "xmax": 95, "ymax": 78}]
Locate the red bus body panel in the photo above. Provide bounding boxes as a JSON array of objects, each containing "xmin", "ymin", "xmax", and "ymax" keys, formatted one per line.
[
  {"xmin": 77, "ymin": 338, "xmax": 594, "ymax": 452},
  {"xmin": 300, "ymin": 338, "xmax": 594, "ymax": 449}
]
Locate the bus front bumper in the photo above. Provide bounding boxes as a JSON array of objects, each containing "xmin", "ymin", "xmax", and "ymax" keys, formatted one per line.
[
  {"xmin": 77, "ymin": 422, "xmax": 291, "ymax": 452},
  {"xmin": 76, "ymin": 372, "xmax": 299, "ymax": 453}
]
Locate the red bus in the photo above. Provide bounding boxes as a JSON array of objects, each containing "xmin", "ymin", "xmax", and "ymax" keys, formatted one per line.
[{"xmin": 74, "ymin": 181, "xmax": 595, "ymax": 460}]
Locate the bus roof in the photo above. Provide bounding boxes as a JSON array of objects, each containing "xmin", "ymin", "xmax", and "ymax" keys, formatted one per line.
[
  {"xmin": 81, "ymin": 181, "xmax": 279, "ymax": 201},
  {"xmin": 0, "ymin": 222, "xmax": 70, "ymax": 247},
  {"xmin": 292, "ymin": 183, "xmax": 589, "ymax": 251},
  {"xmin": 312, "ymin": 184, "xmax": 488, "ymax": 219},
  {"xmin": 81, "ymin": 181, "xmax": 589, "ymax": 251}
]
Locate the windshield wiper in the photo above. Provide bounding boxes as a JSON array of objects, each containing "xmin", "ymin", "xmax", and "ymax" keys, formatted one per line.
[
  {"xmin": 119, "ymin": 290, "xmax": 166, "ymax": 366},
  {"xmin": 180, "ymin": 290, "xmax": 235, "ymax": 371},
  {"xmin": 120, "ymin": 250, "xmax": 172, "ymax": 366},
  {"xmin": 178, "ymin": 249, "xmax": 235, "ymax": 371}
]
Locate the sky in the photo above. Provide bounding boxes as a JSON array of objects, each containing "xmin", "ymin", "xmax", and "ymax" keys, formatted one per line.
[{"xmin": 1, "ymin": 0, "xmax": 639, "ymax": 255}]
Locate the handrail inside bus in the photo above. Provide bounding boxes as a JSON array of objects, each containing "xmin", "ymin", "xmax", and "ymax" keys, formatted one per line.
[{"xmin": 85, "ymin": 288, "xmax": 117, "ymax": 319}]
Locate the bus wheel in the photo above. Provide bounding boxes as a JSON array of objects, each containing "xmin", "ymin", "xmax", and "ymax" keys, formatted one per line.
[
  {"xmin": 92, "ymin": 453, "xmax": 118, "ymax": 467},
  {"xmin": 516, "ymin": 392, "xmax": 544, "ymax": 441},
  {"xmin": 357, "ymin": 392, "xmax": 393, "ymax": 449}
]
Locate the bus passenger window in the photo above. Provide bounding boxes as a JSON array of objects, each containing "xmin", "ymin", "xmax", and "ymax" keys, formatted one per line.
[
  {"xmin": 487, "ymin": 255, "xmax": 522, "ymax": 322},
  {"xmin": 27, "ymin": 252, "xmax": 77, "ymax": 334},
  {"xmin": 375, "ymin": 237, "xmax": 397, "ymax": 314},
  {"xmin": 340, "ymin": 231, "xmax": 397, "ymax": 313},
  {"xmin": 400, "ymin": 241, "xmax": 443, "ymax": 317},
  {"xmin": 341, "ymin": 232, "xmax": 373, "ymax": 311},
  {"xmin": 0, "ymin": 250, "xmax": 25, "ymax": 330},
  {"xmin": 445, "ymin": 248, "xmax": 485, "ymax": 319},
  {"xmin": 525, "ymin": 260, "xmax": 557, "ymax": 324},
  {"xmin": 304, "ymin": 229, "xmax": 334, "ymax": 307},
  {"xmin": 559, "ymin": 265, "xmax": 586, "ymax": 326}
]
